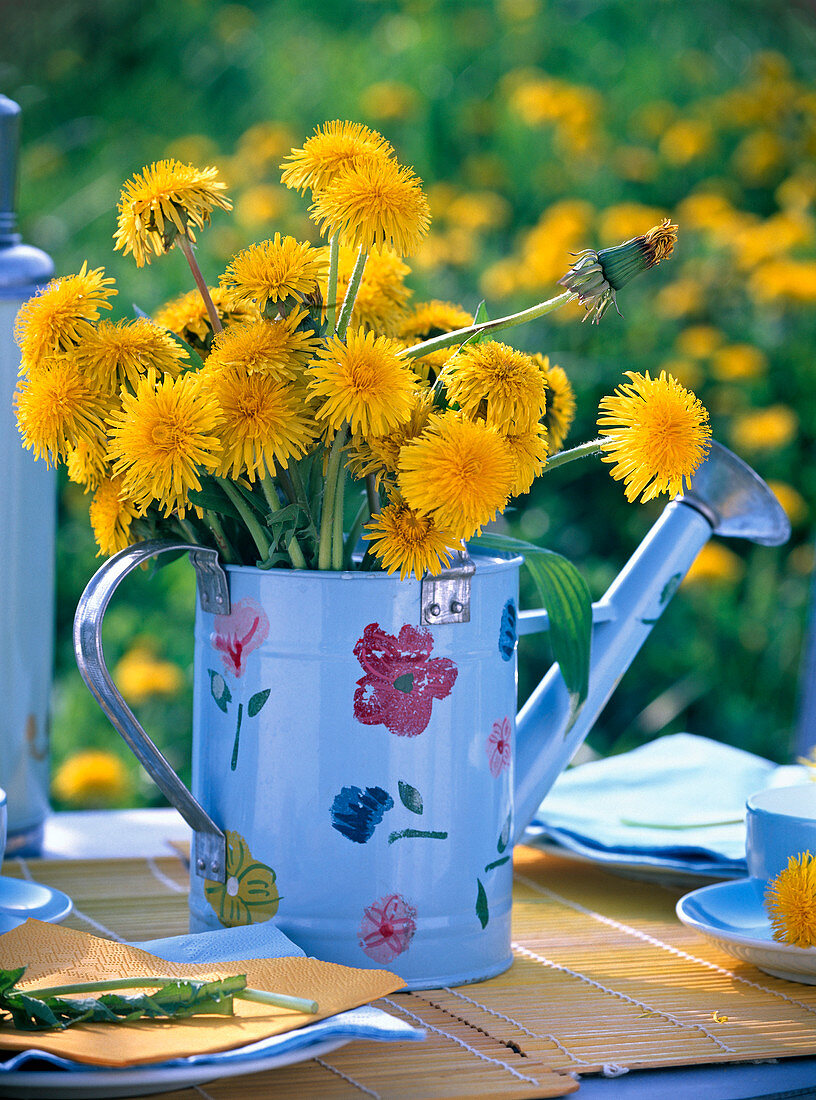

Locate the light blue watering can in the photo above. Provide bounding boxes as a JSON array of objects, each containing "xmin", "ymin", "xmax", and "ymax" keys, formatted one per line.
[{"xmin": 74, "ymin": 442, "xmax": 788, "ymax": 989}]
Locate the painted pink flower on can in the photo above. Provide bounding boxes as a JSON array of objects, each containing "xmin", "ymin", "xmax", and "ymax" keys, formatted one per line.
[
  {"xmin": 212, "ymin": 598, "xmax": 270, "ymax": 678},
  {"xmin": 353, "ymin": 622, "xmax": 458, "ymax": 737},
  {"xmin": 487, "ymin": 716, "xmax": 512, "ymax": 777},
  {"xmin": 358, "ymin": 893, "xmax": 417, "ymax": 963}
]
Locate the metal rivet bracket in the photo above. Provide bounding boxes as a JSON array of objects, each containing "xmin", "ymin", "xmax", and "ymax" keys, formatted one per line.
[
  {"xmin": 421, "ymin": 554, "xmax": 475, "ymax": 625},
  {"xmin": 189, "ymin": 548, "xmax": 231, "ymax": 616}
]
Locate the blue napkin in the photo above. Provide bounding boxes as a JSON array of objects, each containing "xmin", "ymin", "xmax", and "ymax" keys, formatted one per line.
[
  {"xmin": 524, "ymin": 732, "xmax": 808, "ymax": 873},
  {"xmin": 131, "ymin": 920, "xmax": 305, "ymax": 963}
]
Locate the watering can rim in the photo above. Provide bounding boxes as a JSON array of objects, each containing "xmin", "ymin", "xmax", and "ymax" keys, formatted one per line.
[{"xmin": 220, "ymin": 549, "xmax": 525, "ymax": 581}]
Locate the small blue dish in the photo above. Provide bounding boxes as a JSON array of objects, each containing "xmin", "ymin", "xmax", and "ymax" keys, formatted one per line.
[{"xmin": 0, "ymin": 876, "xmax": 73, "ymax": 934}]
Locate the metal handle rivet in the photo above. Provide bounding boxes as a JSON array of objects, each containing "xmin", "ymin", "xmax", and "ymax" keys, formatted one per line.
[
  {"xmin": 429, "ymin": 603, "xmax": 441, "ymax": 618},
  {"xmin": 450, "ymin": 600, "xmax": 463, "ymax": 614},
  {"xmin": 196, "ymin": 858, "xmax": 205, "ymax": 871},
  {"xmin": 210, "ymin": 861, "xmax": 220, "ymax": 873}
]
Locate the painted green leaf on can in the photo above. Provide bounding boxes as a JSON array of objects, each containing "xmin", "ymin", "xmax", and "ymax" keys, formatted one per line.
[
  {"xmin": 248, "ymin": 688, "xmax": 271, "ymax": 718},
  {"xmin": 398, "ymin": 780, "xmax": 423, "ymax": 815},
  {"xmin": 209, "ymin": 669, "xmax": 232, "ymax": 714},
  {"xmin": 476, "ymin": 878, "xmax": 489, "ymax": 929}
]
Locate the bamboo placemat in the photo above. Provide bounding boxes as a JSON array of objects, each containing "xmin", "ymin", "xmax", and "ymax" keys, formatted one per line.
[{"xmin": 7, "ymin": 844, "xmax": 816, "ymax": 1098}]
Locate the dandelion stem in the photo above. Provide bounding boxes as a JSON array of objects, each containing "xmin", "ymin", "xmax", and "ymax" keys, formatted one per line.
[
  {"xmin": 365, "ymin": 473, "xmax": 380, "ymax": 518},
  {"xmin": 218, "ymin": 479, "xmax": 270, "ymax": 561},
  {"xmin": 177, "ymin": 235, "xmax": 223, "ymax": 334},
  {"xmin": 325, "ymin": 232, "xmax": 340, "ymax": 336},
  {"xmin": 343, "ymin": 496, "xmax": 369, "ymax": 570},
  {"xmin": 544, "ymin": 437, "xmax": 603, "ymax": 472},
  {"xmin": 174, "ymin": 515, "xmax": 200, "ymax": 545},
  {"xmin": 332, "ymin": 460, "xmax": 347, "ymax": 570},
  {"xmin": 400, "ymin": 291, "xmax": 572, "ymax": 360},
  {"xmin": 335, "ymin": 247, "xmax": 367, "ymax": 339},
  {"xmin": 262, "ymin": 474, "xmax": 307, "ymax": 569},
  {"xmin": 204, "ymin": 510, "xmax": 238, "ymax": 564},
  {"xmin": 318, "ymin": 428, "xmax": 348, "ymax": 570},
  {"xmin": 26, "ymin": 977, "xmax": 318, "ymax": 1015}
]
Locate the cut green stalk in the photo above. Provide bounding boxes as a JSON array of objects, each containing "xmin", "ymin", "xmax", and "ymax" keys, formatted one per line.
[
  {"xmin": 343, "ymin": 496, "xmax": 369, "ymax": 570},
  {"xmin": 365, "ymin": 473, "xmax": 380, "ymax": 518},
  {"xmin": 26, "ymin": 977, "xmax": 318, "ymax": 1015},
  {"xmin": 261, "ymin": 474, "xmax": 307, "ymax": 569},
  {"xmin": 318, "ymin": 428, "xmax": 348, "ymax": 569},
  {"xmin": 174, "ymin": 515, "xmax": 200, "ymax": 546},
  {"xmin": 399, "ymin": 291, "xmax": 572, "ymax": 361},
  {"xmin": 543, "ymin": 438, "xmax": 603, "ymax": 472},
  {"xmin": 335, "ymin": 247, "xmax": 367, "ymax": 339},
  {"xmin": 325, "ymin": 232, "xmax": 340, "ymax": 336},
  {"xmin": 177, "ymin": 235, "xmax": 223, "ymax": 334},
  {"xmin": 218, "ymin": 479, "xmax": 271, "ymax": 561},
  {"xmin": 204, "ymin": 510, "xmax": 238, "ymax": 565},
  {"xmin": 331, "ymin": 460, "xmax": 347, "ymax": 570}
]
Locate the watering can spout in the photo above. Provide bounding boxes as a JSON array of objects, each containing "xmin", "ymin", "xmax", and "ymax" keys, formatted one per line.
[{"xmin": 512, "ymin": 441, "xmax": 790, "ymax": 844}]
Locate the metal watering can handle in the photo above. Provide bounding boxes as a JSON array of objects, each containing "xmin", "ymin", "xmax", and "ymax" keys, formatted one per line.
[{"xmin": 73, "ymin": 540, "xmax": 230, "ymax": 883}]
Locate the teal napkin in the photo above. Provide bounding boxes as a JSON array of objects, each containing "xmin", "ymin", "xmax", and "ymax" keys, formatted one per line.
[{"xmin": 524, "ymin": 733, "xmax": 807, "ymax": 873}]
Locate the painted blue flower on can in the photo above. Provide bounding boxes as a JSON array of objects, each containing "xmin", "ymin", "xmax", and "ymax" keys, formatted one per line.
[
  {"xmin": 498, "ymin": 599, "xmax": 517, "ymax": 661},
  {"xmin": 331, "ymin": 785, "xmax": 394, "ymax": 844}
]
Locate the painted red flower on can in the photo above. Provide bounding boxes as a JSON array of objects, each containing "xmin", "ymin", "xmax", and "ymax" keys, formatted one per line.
[
  {"xmin": 353, "ymin": 622, "xmax": 458, "ymax": 737},
  {"xmin": 487, "ymin": 716, "xmax": 512, "ymax": 777},
  {"xmin": 358, "ymin": 893, "xmax": 417, "ymax": 963},
  {"xmin": 212, "ymin": 598, "xmax": 270, "ymax": 678}
]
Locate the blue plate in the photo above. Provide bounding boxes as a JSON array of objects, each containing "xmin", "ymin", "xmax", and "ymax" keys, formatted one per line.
[{"xmin": 0, "ymin": 876, "xmax": 73, "ymax": 932}]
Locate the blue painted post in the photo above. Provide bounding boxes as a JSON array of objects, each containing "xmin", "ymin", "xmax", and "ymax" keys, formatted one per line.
[{"xmin": 0, "ymin": 96, "xmax": 55, "ymax": 854}]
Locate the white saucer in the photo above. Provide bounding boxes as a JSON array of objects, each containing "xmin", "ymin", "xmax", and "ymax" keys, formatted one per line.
[
  {"xmin": 0, "ymin": 876, "xmax": 73, "ymax": 933},
  {"xmin": 677, "ymin": 877, "xmax": 816, "ymax": 984}
]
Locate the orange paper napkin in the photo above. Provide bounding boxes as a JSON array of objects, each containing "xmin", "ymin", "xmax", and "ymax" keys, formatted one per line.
[{"xmin": 0, "ymin": 919, "xmax": 404, "ymax": 1066}]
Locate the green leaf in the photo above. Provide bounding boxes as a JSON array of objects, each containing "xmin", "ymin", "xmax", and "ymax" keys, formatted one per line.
[
  {"xmin": 497, "ymin": 811, "xmax": 512, "ymax": 853},
  {"xmin": 188, "ymin": 478, "xmax": 243, "ymax": 521},
  {"xmin": 476, "ymin": 878, "xmax": 489, "ymax": 929},
  {"xmin": 398, "ymin": 780, "xmax": 423, "ymax": 815},
  {"xmin": 209, "ymin": 669, "xmax": 231, "ymax": 713},
  {"xmin": 472, "ymin": 532, "xmax": 592, "ymax": 710},
  {"xmin": 470, "ymin": 299, "xmax": 491, "ymax": 345},
  {"xmin": 248, "ymin": 688, "xmax": 271, "ymax": 717}
]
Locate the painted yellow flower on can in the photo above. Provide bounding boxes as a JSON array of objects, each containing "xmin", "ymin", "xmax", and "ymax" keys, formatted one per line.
[{"xmin": 204, "ymin": 830, "xmax": 280, "ymax": 927}]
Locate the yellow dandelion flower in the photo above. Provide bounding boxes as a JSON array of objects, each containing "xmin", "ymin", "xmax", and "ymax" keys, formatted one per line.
[
  {"xmin": 308, "ymin": 328, "xmax": 417, "ymax": 438},
  {"xmin": 442, "ymin": 340, "xmax": 546, "ymax": 433},
  {"xmin": 280, "ymin": 120, "xmax": 394, "ymax": 194},
  {"xmin": 502, "ymin": 422, "xmax": 549, "ymax": 496},
  {"xmin": 681, "ymin": 542, "xmax": 744, "ymax": 586},
  {"xmin": 766, "ymin": 851, "xmax": 816, "ymax": 948},
  {"xmin": 221, "ymin": 234, "xmax": 327, "ymax": 312},
  {"xmin": 346, "ymin": 388, "xmax": 435, "ymax": 483},
  {"xmin": 154, "ymin": 287, "xmax": 260, "ymax": 350},
  {"xmin": 398, "ymin": 300, "xmax": 473, "ymax": 379},
  {"xmin": 52, "ymin": 749, "xmax": 132, "ymax": 807},
  {"xmin": 310, "ymin": 156, "xmax": 431, "ymax": 256},
  {"xmin": 336, "ymin": 245, "xmax": 412, "ymax": 335},
  {"xmin": 598, "ymin": 371, "xmax": 712, "ymax": 504},
  {"xmin": 199, "ymin": 367, "xmax": 316, "ymax": 480},
  {"xmin": 114, "ymin": 159, "xmax": 232, "ymax": 267},
  {"xmin": 364, "ymin": 498, "xmax": 460, "ymax": 581},
  {"xmin": 206, "ymin": 315, "xmax": 320, "ymax": 381},
  {"xmin": 730, "ymin": 406, "xmax": 797, "ymax": 453},
  {"xmin": 534, "ymin": 355, "xmax": 576, "ymax": 454},
  {"xmin": 88, "ymin": 475, "xmax": 140, "ymax": 557},
  {"xmin": 15, "ymin": 263, "xmax": 117, "ymax": 366},
  {"xmin": 76, "ymin": 318, "xmax": 188, "ymax": 394},
  {"xmin": 66, "ymin": 435, "xmax": 110, "ymax": 492},
  {"xmin": 398, "ymin": 414, "xmax": 515, "ymax": 539},
  {"xmin": 15, "ymin": 356, "xmax": 109, "ymax": 466},
  {"xmin": 107, "ymin": 371, "xmax": 222, "ymax": 517},
  {"xmin": 114, "ymin": 644, "xmax": 184, "ymax": 704}
]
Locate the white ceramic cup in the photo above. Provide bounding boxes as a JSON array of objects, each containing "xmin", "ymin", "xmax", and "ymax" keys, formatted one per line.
[{"xmin": 746, "ymin": 784, "xmax": 816, "ymax": 883}]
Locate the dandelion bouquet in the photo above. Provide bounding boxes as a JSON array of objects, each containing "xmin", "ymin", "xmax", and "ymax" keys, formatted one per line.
[{"xmin": 14, "ymin": 121, "xmax": 711, "ymax": 699}]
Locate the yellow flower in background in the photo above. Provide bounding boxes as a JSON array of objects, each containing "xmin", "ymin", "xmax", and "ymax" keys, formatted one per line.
[
  {"xmin": 598, "ymin": 203, "xmax": 668, "ymax": 246},
  {"xmin": 200, "ymin": 367, "xmax": 316, "ymax": 480},
  {"xmin": 153, "ymin": 286, "xmax": 260, "ymax": 350},
  {"xmin": 308, "ymin": 329, "xmax": 416, "ymax": 438},
  {"xmin": 675, "ymin": 325, "xmax": 724, "ymax": 359},
  {"xmin": 76, "ymin": 319, "xmax": 188, "ymax": 394},
  {"xmin": 52, "ymin": 750, "xmax": 132, "ymax": 807},
  {"xmin": 655, "ymin": 278, "xmax": 705, "ymax": 319},
  {"xmin": 658, "ymin": 357, "xmax": 703, "ymax": 391},
  {"xmin": 768, "ymin": 480, "xmax": 808, "ymax": 526},
  {"xmin": 234, "ymin": 183, "xmax": 288, "ymax": 230},
  {"xmin": 310, "ymin": 156, "xmax": 431, "ymax": 256},
  {"xmin": 364, "ymin": 498, "xmax": 459, "ymax": 580},
  {"xmin": 15, "ymin": 356, "xmax": 109, "ymax": 466},
  {"xmin": 335, "ymin": 245, "xmax": 412, "ymax": 335},
  {"xmin": 221, "ymin": 234, "xmax": 327, "ymax": 312},
  {"xmin": 710, "ymin": 343, "xmax": 767, "ymax": 381},
  {"xmin": 750, "ymin": 259, "xmax": 816, "ymax": 304},
  {"xmin": 442, "ymin": 340, "xmax": 546, "ymax": 432},
  {"xmin": 398, "ymin": 414, "xmax": 515, "ymax": 539},
  {"xmin": 445, "ymin": 191, "xmax": 510, "ymax": 232},
  {"xmin": 516, "ymin": 199, "xmax": 594, "ymax": 291},
  {"xmin": 236, "ymin": 121, "xmax": 296, "ymax": 172},
  {"xmin": 114, "ymin": 159, "xmax": 232, "ymax": 266},
  {"xmin": 730, "ymin": 406, "xmax": 797, "ymax": 452},
  {"xmin": 88, "ymin": 475, "xmax": 140, "ymax": 556},
  {"xmin": 107, "ymin": 371, "xmax": 222, "ymax": 517},
  {"xmin": 114, "ymin": 644, "xmax": 184, "ymax": 704},
  {"xmin": 658, "ymin": 118, "xmax": 713, "ymax": 164},
  {"xmin": 535, "ymin": 355, "xmax": 576, "ymax": 454},
  {"xmin": 682, "ymin": 542, "xmax": 744, "ymax": 586},
  {"xmin": 359, "ymin": 81, "xmax": 419, "ymax": 121},
  {"xmin": 598, "ymin": 371, "xmax": 712, "ymax": 504},
  {"xmin": 765, "ymin": 851, "xmax": 816, "ymax": 948},
  {"xmin": 281, "ymin": 120, "xmax": 394, "ymax": 194},
  {"xmin": 732, "ymin": 129, "xmax": 787, "ymax": 184},
  {"xmin": 205, "ymin": 316, "xmax": 319, "ymax": 381},
  {"xmin": 66, "ymin": 435, "xmax": 109, "ymax": 492},
  {"xmin": 502, "ymin": 422, "xmax": 549, "ymax": 496},
  {"xmin": 15, "ymin": 263, "xmax": 117, "ymax": 366}
]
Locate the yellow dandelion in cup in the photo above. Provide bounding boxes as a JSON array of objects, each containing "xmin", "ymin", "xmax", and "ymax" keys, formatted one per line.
[
  {"xmin": 206, "ymin": 315, "xmax": 320, "ymax": 381},
  {"xmin": 66, "ymin": 435, "xmax": 110, "ymax": 492},
  {"xmin": 765, "ymin": 851, "xmax": 816, "ymax": 949},
  {"xmin": 15, "ymin": 356, "xmax": 109, "ymax": 466},
  {"xmin": 398, "ymin": 414, "xmax": 515, "ymax": 539},
  {"xmin": 114, "ymin": 159, "xmax": 232, "ymax": 267},
  {"xmin": 199, "ymin": 367, "xmax": 317, "ymax": 480},
  {"xmin": 107, "ymin": 371, "xmax": 222, "ymax": 517},
  {"xmin": 15, "ymin": 263, "xmax": 117, "ymax": 366},
  {"xmin": 597, "ymin": 371, "xmax": 711, "ymax": 503},
  {"xmin": 398, "ymin": 300, "xmax": 473, "ymax": 379},
  {"xmin": 221, "ymin": 234, "xmax": 327, "ymax": 313},
  {"xmin": 336, "ymin": 245, "xmax": 412, "ymax": 335},
  {"xmin": 347, "ymin": 388, "xmax": 435, "ymax": 483},
  {"xmin": 88, "ymin": 475, "xmax": 140, "ymax": 557},
  {"xmin": 154, "ymin": 287, "xmax": 260, "ymax": 350},
  {"xmin": 364, "ymin": 497, "xmax": 460, "ymax": 581},
  {"xmin": 442, "ymin": 340, "xmax": 547, "ymax": 433},
  {"xmin": 502, "ymin": 422, "xmax": 550, "ymax": 497},
  {"xmin": 75, "ymin": 318, "xmax": 188, "ymax": 394},
  {"xmin": 310, "ymin": 156, "xmax": 431, "ymax": 256},
  {"xmin": 280, "ymin": 119, "xmax": 394, "ymax": 194},
  {"xmin": 308, "ymin": 328, "xmax": 417, "ymax": 438},
  {"xmin": 535, "ymin": 354, "xmax": 576, "ymax": 453}
]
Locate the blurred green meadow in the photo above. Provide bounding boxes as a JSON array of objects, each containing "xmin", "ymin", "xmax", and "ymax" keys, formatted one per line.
[{"xmin": 4, "ymin": 0, "xmax": 816, "ymax": 806}]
